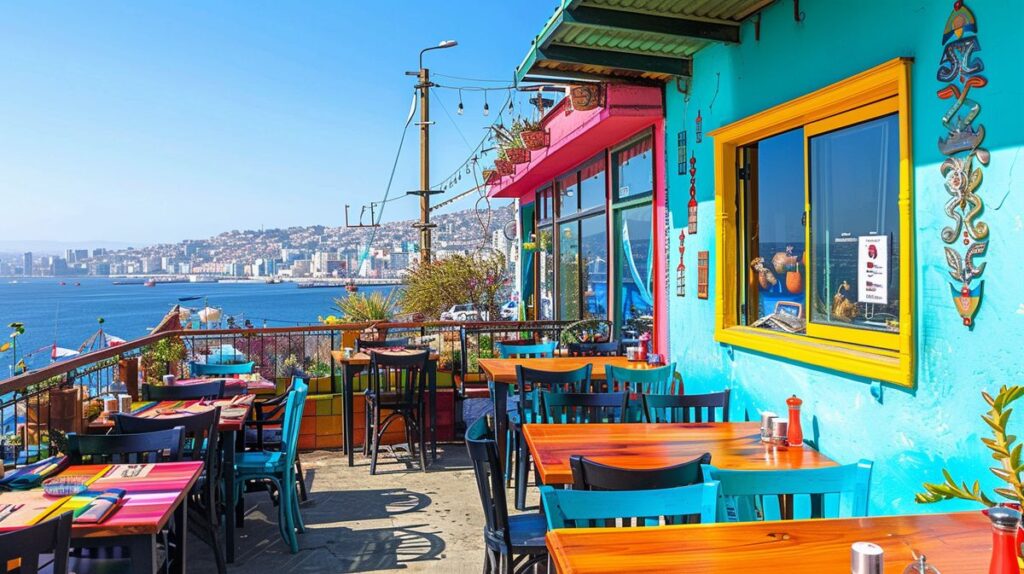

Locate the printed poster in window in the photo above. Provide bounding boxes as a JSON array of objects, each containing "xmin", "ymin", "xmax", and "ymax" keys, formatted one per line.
[{"xmin": 857, "ymin": 235, "xmax": 888, "ymax": 304}]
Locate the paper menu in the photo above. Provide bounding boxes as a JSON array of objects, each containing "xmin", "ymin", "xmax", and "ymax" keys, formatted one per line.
[{"xmin": 857, "ymin": 235, "xmax": 889, "ymax": 304}]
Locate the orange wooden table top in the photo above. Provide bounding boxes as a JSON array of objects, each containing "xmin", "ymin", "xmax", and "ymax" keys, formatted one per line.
[
  {"xmin": 478, "ymin": 356, "xmax": 659, "ymax": 384},
  {"xmin": 547, "ymin": 512, "xmax": 990, "ymax": 573},
  {"xmin": 331, "ymin": 349, "xmax": 439, "ymax": 366},
  {"xmin": 522, "ymin": 422, "xmax": 836, "ymax": 486}
]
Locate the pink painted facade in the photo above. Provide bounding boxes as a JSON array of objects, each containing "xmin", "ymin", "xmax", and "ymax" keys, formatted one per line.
[{"xmin": 488, "ymin": 84, "xmax": 668, "ymax": 352}]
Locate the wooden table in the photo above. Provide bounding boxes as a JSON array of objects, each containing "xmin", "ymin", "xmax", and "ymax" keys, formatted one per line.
[
  {"xmin": 523, "ymin": 422, "xmax": 835, "ymax": 486},
  {"xmin": 331, "ymin": 349, "xmax": 439, "ymax": 467},
  {"xmin": 173, "ymin": 376, "xmax": 277, "ymax": 396},
  {"xmin": 0, "ymin": 461, "xmax": 203, "ymax": 573},
  {"xmin": 546, "ymin": 512, "xmax": 990, "ymax": 573},
  {"xmin": 478, "ymin": 356, "xmax": 668, "ymax": 470},
  {"xmin": 89, "ymin": 396, "xmax": 254, "ymax": 563}
]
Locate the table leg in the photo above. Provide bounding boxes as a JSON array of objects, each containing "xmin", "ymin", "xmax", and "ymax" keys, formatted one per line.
[
  {"xmin": 127, "ymin": 534, "xmax": 158, "ymax": 573},
  {"xmin": 428, "ymin": 359, "xmax": 437, "ymax": 462},
  {"xmin": 344, "ymin": 365, "xmax": 355, "ymax": 467},
  {"xmin": 224, "ymin": 429, "xmax": 237, "ymax": 563},
  {"xmin": 492, "ymin": 381, "xmax": 508, "ymax": 475},
  {"xmin": 171, "ymin": 497, "xmax": 188, "ymax": 574}
]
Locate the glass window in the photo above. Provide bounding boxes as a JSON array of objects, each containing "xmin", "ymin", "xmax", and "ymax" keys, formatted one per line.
[
  {"xmin": 557, "ymin": 172, "xmax": 579, "ymax": 217},
  {"xmin": 613, "ymin": 134, "xmax": 653, "ymax": 202},
  {"xmin": 616, "ymin": 205, "xmax": 654, "ymax": 337},
  {"xmin": 741, "ymin": 128, "xmax": 807, "ymax": 332},
  {"xmin": 537, "ymin": 185, "xmax": 554, "ymax": 222},
  {"xmin": 538, "ymin": 225, "xmax": 554, "ymax": 320},
  {"xmin": 580, "ymin": 215, "xmax": 607, "ymax": 319},
  {"xmin": 578, "ymin": 155, "xmax": 606, "ymax": 212},
  {"xmin": 558, "ymin": 221, "xmax": 580, "ymax": 320},
  {"xmin": 809, "ymin": 113, "xmax": 900, "ymax": 336}
]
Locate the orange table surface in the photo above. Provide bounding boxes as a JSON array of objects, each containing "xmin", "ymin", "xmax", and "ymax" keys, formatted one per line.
[
  {"xmin": 547, "ymin": 512, "xmax": 990, "ymax": 573},
  {"xmin": 523, "ymin": 422, "xmax": 835, "ymax": 486},
  {"xmin": 478, "ymin": 356, "xmax": 660, "ymax": 385}
]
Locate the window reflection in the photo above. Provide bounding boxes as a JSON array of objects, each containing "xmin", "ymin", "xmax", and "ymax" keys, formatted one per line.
[
  {"xmin": 617, "ymin": 206, "xmax": 653, "ymax": 337},
  {"xmin": 580, "ymin": 215, "xmax": 607, "ymax": 319}
]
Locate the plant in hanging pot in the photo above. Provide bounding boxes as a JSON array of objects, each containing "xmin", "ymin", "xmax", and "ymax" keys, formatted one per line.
[
  {"xmin": 482, "ymin": 168, "xmax": 499, "ymax": 184},
  {"xmin": 503, "ymin": 141, "xmax": 530, "ymax": 165},
  {"xmin": 569, "ymin": 83, "xmax": 603, "ymax": 111},
  {"xmin": 494, "ymin": 150, "xmax": 514, "ymax": 176},
  {"xmin": 519, "ymin": 118, "xmax": 548, "ymax": 151}
]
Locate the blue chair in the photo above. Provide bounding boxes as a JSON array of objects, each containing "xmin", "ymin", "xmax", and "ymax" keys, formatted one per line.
[
  {"xmin": 189, "ymin": 361, "xmax": 255, "ymax": 377},
  {"xmin": 495, "ymin": 341, "xmax": 556, "ymax": 359},
  {"xmin": 540, "ymin": 482, "xmax": 719, "ymax": 529},
  {"xmin": 509, "ymin": 364, "xmax": 592, "ymax": 510},
  {"xmin": 539, "ymin": 391, "xmax": 634, "ymax": 424},
  {"xmin": 234, "ymin": 377, "xmax": 308, "ymax": 553},
  {"xmin": 642, "ymin": 390, "xmax": 731, "ymax": 423},
  {"xmin": 701, "ymin": 460, "xmax": 873, "ymax": 523},
  {"xmin": 466, "ymin": 416, "xmax": 547, "ymax": 573},
  {"xmin": 604, "ymin": 363, "xmax": 678, "ymax": 394}
]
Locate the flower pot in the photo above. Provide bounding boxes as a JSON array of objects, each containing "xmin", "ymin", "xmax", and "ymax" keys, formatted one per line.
[
  {"xmin": 482, "ymin": 169, "xmax": 499, "ymax": 184},
  {"xmin": 494, "ymin": 159, "xmax": 514, "ymax": 176},
  {"xmin": 570, "ymin": 84, "xmax": 603, "ymax": 111},
  {"xmin": 505, "ymin": 147, "xmax": 530, "ymax": 165},
  {"xmin": 521, "ymin": 129, "xmax": 548, "ymax": 151}
]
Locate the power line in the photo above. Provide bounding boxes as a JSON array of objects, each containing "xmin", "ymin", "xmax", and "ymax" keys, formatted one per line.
[{"xmin": 431, "ymin": 72, "xmax": 512, "ymax": 83}]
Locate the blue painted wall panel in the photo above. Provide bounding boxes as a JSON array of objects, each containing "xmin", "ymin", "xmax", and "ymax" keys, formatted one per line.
[{"xmin": 666, "ymin": 0, "xmax": 1024, "ymax": 515}]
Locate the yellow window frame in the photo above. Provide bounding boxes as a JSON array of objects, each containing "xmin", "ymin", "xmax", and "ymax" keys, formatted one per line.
[{"xmin": 710, "ymin": 58, "xmax": 914, "ymax": 388}]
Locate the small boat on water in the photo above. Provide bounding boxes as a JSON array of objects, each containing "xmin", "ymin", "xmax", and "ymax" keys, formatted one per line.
[
  {"xmin": 144, "ymin": 278, "xmax": 156, "ymax": 287},
  {"xmin": 346, "ymin": 280, "xmax": 358, "ymax": 293},
  {"xmin": 178, "ymin": 295, "xmax": 202, "ymax": 302}
]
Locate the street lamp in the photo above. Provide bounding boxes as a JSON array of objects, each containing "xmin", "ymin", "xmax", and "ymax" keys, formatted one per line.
[{"xmin": 413, "ymin": 40, "xmax": 458, "ymax": 265}]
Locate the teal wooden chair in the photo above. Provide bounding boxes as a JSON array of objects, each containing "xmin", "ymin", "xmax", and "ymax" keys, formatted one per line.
[
  {"xmin": 234, "ymin": 377, "xmax": 308, "ymax": 553},
  {"xmin": 190, "ymin": 361, "xmax": 256, "ymax": 377},
  {"xmin": 495, "ymin": 341, "xmax": 556, "ymax": 359},
  {"xmin": 642, "ymin": 390, "xmax": 731, "ymax": 423},
  {"xmin": 701, "ymin": 460, "xmax": 873, "ymax": 523},
  {"xmin": 539, "ymin": 482, "xmax": 719, "ymax": 529},
  {"xmin": 604, "ymin": 363, "xmax": 678, "ymax": 394}
]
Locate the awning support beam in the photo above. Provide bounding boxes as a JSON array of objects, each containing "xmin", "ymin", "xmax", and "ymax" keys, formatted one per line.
[
  {"xmin": 563, "ymin": 6, "xmax": 740, "ymax": 44},
  {"xmin": 536, "ymin": 44, "xmax": 692, "ymax": 78}
]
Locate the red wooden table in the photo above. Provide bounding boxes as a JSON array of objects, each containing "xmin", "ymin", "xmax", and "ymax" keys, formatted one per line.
[{"xmin": 0, "ymin": 462, "xmax": 203, "ymax": 573}]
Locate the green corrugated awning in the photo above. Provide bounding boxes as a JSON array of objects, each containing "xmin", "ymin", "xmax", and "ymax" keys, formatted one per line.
[{"xmin": 516, "ymin": 0, "xmax": 773, "ymax": 83}]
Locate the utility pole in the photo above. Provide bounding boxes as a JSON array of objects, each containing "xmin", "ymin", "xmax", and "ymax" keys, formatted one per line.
[{"xmin": 417, "ymin": 66, "xmax": 433, "ymax": 265}]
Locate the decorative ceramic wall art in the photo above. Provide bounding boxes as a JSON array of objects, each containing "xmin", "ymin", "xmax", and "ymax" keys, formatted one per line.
[
  {"xmin": 688, "ymin": 153, "xmax": 698, "ymax": 234},
  {"xmin": 697, "ymin": 251, "xmax": 709, "ymax": 299},
  {"xmin": 676, "ymin": 229, "xmax": 686, "ymax": 297},
  {"xmin": 938, "ymin": 1, "xmax": 989, "ymax": 328},
  {"xmin": 677, "ymin": 131, "xmax": 687, "ymax": 175}
]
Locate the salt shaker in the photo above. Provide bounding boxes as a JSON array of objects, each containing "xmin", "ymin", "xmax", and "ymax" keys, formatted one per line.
[
  {"xmin": 771, "ymin": 419, "xmax": 788, "ymax": 446},
  {"xmin": 760, "ymin": 412, "xmax": 778, "ymax": 443},
  {"xmin": 851, "ymin": 541, "xmax": 884, "ymax": 574}
]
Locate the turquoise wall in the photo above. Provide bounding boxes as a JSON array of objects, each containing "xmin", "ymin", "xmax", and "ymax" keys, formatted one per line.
[{"xmin": 666, "ymin": 0, "xmax": 1024, "ymax": 515}]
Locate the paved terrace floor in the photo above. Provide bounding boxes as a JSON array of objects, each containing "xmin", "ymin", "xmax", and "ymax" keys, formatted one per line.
[{"xmin": 190, "ymin": 446, "xmax": 530, "ymax": 573}]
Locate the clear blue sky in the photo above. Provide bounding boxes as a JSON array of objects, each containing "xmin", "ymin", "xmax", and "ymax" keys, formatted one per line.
[{"xmin": 0, "ymin": 1, "xmax": 555, "ymax": 246}]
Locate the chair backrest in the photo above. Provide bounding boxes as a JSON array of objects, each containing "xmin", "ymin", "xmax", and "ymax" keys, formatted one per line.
[
  {"xmin": 642, "ymin": 390, "xmax": 731, "ymax": 423},
  {"xmin": 540, "ymin": 482, "xmax": 718, "ymax": 529},
  {"xmin": 114, "ymin": 407, "xmax": 220, "ymax": 465},
  {"xmin": 356, "ymin": 338, "xmax": 410, "ymax": 352},
  {"xmin": 279, "ymin": 377, "xmax": 309, "ymax": 469},
  {"xmin": 367, "ymin": 351, "xmax": 429, "ymax": 408},
  {"xmin": 566, "ymin": 341, "xmax": 620, "ymax": 357},
  {"xmin": 605, "ymin": 363, "xmax": 678, "ymax": 394},
  {"xmin": 190, "ymin": 361, "xmax": 255, "ymax": 376},
  {"xmin": 570, "ymin": 452, "xmax": 712, "ymax": 491},
  {"xmin": 540, "ymin": 391, "xmax": 634, "ymax": 424},
  {"xmin": 142, "ymin": 380, "xmax": 226, "ymax": 401},
  {"xmin": 464, "ymin": 417, "xmax": 512, "ymax": 552},
  {"xmin": 702, "ymin": 460, "xmax": 874, "ymax": 522},
  {"xmin": 246, "ymin": 382, "xmax": 295, "ymax": 450},
  {"xmin": 0, "ymin": 511, "xmax": 72, "ymax": 574},
  {"xmin": 515, "ymin": 364, "xmax": 592, "ymax": 424},
  {"xmin": 67, "ymin": 427, "xmax": 186, "ymax": 464},
  {"xmin": 496, "ymin": 341, "xmax": 556, "ymax": 359}
]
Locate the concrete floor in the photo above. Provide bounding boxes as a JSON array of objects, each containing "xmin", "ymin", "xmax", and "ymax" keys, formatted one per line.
[{"xmin": 189, "ymin": 445, "xmax": 525, "ymax": 573}]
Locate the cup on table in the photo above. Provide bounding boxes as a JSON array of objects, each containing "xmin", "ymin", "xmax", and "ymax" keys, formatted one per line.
[{"xmin": 162, "ymin": 374, "xmax": 177, "ymax": 385}]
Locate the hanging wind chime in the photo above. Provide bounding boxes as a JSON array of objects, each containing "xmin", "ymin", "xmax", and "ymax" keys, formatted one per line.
[
  {"xmin": 937, "ymin": 0, "xmax": 989, "ymax": 328},
  {"xmin": 688, "ymin": 153, "xmax": 698, "ymax": 234},
  {"xmin": 676, "ymin": 229, "xmax": 686, "ymax": 297}
]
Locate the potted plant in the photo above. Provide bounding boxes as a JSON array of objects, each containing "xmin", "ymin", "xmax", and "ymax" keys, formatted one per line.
[
  {"xmin": 503, "ymin": 140, "xmax": 530, "ymax": 165},
  {"xmin": 482, "ymin": 168, "xmax": 500, "ymax": 185},
  {"xmin": 519, "ymin": 118, "xmax": 548, "ymax": 151},
  {"xmin": 569, "ymin": 83, "xmax": 603, "ymax": 111},
  {"xmin": 140, "ymin": 336, "xmax": 186, "ymax": 384},
  {"xmin": 494, "ymin": 150, "xmax": 515, "ymax": 176}
]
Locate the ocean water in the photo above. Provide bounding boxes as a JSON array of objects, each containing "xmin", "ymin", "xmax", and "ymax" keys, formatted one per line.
[{"xmin": 0, "ymin": 277, "xmax": 394, "ymax": 373}]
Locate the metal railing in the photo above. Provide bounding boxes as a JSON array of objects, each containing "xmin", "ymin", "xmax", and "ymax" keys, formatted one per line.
[{"xmin": 0, "ymin": 318, "xmax": 576, "ymax": 467}]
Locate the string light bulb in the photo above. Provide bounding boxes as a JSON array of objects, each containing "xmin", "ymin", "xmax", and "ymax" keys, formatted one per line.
[
  {"xmin": 457, "ymin": 90, "xmax": 464, "ymax": 115},
  {"xmin": 483, "ymin": 92, "xmax": 489, "ymax": 116}
]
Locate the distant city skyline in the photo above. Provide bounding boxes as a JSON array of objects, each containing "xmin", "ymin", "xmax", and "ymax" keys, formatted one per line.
[{"xmin": 0, "ymin": 1, "xmax": 549, "ymax": 244}]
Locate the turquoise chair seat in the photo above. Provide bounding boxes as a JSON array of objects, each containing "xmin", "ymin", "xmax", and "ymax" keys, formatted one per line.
[{"xmin": 235, "ymin": 451, "xmax": 288, "ymax": 474}]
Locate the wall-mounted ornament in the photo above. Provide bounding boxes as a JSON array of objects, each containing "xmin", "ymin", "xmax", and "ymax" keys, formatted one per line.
[
  {"xmin": 677, "ymin": 131, "xmax": 687, "ymax": 175},
  {"xmin": 695, "ymin": 110, "xmax": 703, "ymax": 143},
  {"xmin": 697, "ymin": 251, "xmax": 709, "ymax": 300},
  {"xmin": 688, "ymin": 153, "xmax": 698, "ymax": 234},
  {"xmin": 938, "ymin": 0, "xmax": 989, "ymax": 328},
  {"xmin": 676, "ymin": 229, "xmax": 686, "ymax": 297}
]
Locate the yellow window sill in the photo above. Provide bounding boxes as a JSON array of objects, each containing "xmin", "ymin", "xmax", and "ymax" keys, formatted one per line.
[{"xmin": 714, "ymin": 326, "xmax": 913, "ymax": 388}]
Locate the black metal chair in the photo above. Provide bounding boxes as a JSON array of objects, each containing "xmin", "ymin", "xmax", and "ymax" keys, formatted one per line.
[
  {"xmin": 570, "ymin": 453, "xmax": 712, "ymax": 491},
  {"xmin": 364, "ymin": 350, "xmax": 429, "ymax": 474},
  {"xmin": 66, "ymin": 427, "xmax": 186, "ymax": 464},
  {"xmin": 141, "ymin": 380, "xmax": 225, "ymax": 401},
  {"xmin": 0, "ymin": 511, "xmax": 72, "ymax": 574},
  {"xmin": 566, "ymin": 341, "xmax": 620, "ymax": 357},
  {"xmin": 115, "ymin": 410, "xmax": 225, "ymax": 574},
  {"xmin": 510, "ymin": 364, "xmax": 592, "ymax": 510},
  {"xmin": 356, "ymin": 338, "xmax": 409, "ymax": 352},
  {"xmin": 540, "ymin": 391, "xmax": 633, "ymax": 424},
  {"xmin": 642, "ymin": 390, "xmax": 732, "ymax": 423},
  {"xmin": 244, "ymin": 383, "xmax": 308, "ymax": 502},
  {"xmin": 466, "ymin": 416, "xmax": 546, "ymax": 574}
]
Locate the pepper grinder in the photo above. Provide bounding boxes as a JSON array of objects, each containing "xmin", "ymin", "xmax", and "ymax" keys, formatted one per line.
[
  {"xmin": 786, "ymin": 394, "xmax": 804, "ymax": 447},
  {"xmin": 987, "ymin": 506, "xmax": 1021, "ymax": 574}
]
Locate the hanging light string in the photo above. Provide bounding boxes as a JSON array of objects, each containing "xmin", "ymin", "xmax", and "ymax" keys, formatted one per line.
[{"xmin": 428, "ymin": 87, "xmax": 513, "ymax": 191}]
